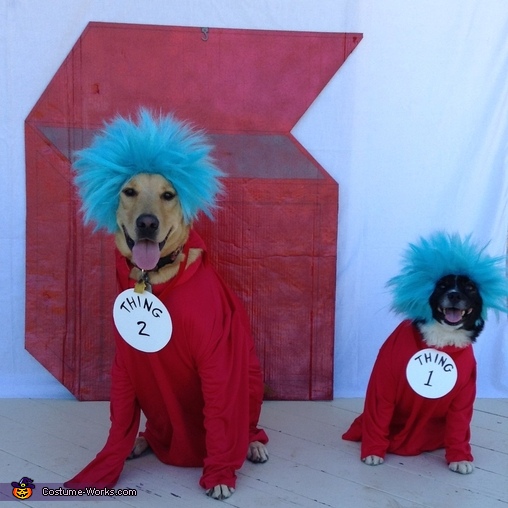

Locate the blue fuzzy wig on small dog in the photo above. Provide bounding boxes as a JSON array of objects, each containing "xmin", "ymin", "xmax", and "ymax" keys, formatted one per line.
[
  {"xmin": 388, "ymin": 232, "xmax": 508, "ymax": 322},
  {"xmin": 73, "ymin": 109, "xmax": 224, "ymax": 233}
]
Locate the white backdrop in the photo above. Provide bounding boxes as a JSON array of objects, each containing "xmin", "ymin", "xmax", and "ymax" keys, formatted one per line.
[{"xmin": 1, "ymin": 0, "xmax": 507, "ymax": 398}]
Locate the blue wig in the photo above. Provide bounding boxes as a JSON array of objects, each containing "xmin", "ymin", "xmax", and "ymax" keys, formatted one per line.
[
  {"xmin": 73, "ymin": 109, "xmax": 224, "ymax": 232},
  {"xmin": 388, "ymin": 232, "xmax": 508, "ymax": 322}
]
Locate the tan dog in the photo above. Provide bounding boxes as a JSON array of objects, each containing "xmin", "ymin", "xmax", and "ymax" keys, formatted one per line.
[
  {"xmin": 67, "ymin": 111, "xmax": 269, "ymax": 500},
  {"xmin": 118, "ymin": 173, "xmax": 268, "ymax": 499}
]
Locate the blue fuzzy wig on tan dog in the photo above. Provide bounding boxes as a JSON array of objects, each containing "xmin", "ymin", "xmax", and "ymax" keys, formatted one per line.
[
  {"xmin": 73, "ymin": 108, "xmax": 224, "ymax": 233},
  {"xmin": 388, "ymin": 232, "xmax": 508, "ymax": 322}
]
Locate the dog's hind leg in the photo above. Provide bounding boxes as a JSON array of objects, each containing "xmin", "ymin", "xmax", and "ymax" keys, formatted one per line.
[
  {"xmin": 127, "ymin": 436, "xmax": 151, "ymax": 460},
  {"xmin": 247, "ymin": 441, "xmax": 269, "ymax": 463}
]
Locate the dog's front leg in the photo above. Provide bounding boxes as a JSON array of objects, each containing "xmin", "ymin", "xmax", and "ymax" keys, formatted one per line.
[
  {"xmin": 362, "ymin": 455, "xmax": 384, "ymax": 466},
  {"xmin": 205, "ymin": 485, "xmax": 235, "ymax": 500},
  {"xmin": 65, "ymin": 352, "xmax": 141, "ymax": 488},
  {"xmin": 449, "ymin": 461, "xmax": 474, "ymax": 474}
]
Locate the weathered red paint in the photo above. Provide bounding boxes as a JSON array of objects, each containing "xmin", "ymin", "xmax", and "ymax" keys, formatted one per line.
[{"xmin": 25, "ymin": 22, "xmax": 362, "ymax": 400}]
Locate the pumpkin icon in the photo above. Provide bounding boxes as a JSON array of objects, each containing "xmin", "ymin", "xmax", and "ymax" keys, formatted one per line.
[{"xmin": 11, "ymin": 477, "xmax": 35, "ymax": 499}]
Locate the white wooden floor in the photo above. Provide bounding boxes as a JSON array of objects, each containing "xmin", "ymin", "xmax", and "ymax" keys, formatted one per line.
[{"xmin": 0, "ymin": 398, "xmax": 506, "ymax": 507}]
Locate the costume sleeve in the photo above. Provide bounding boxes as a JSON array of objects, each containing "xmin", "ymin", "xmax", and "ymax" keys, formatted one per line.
[
  {"xmin": 248, "ymin": 342, "xmax": 269, "ymax": 445},
  {"xmin": 357, "ymin": 330, "xmax": 402, "ymax": 459},
  {"xmin": 195, "ymin": 298, "xmax": 252, "ymax": 491},
  {"xmin": 65, "ymin": 351, "xmax": 140, "ymax": 488},
  {"xmin": 444, "ymin": 358, "xmax": 476, "ymax": 463}
]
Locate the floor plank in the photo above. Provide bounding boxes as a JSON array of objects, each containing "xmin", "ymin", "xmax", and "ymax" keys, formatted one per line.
[{"xmin": 0, "ymin": 399, "xmax": 506, "ymax": 507}]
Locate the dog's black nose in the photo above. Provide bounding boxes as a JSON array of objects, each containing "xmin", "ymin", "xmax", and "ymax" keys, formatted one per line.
[
  {"xmin": 446, "ymin": 291, "xmax": 461, "ymax": 305},
  {"xmin": 136, "ymin": 214, "xmax": 159, "ymax": 232}
]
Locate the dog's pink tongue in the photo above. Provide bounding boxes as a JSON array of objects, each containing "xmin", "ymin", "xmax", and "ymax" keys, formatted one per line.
[
  {"xmin": 132, "ymin": 240, "xmax": 160, "ymax": 271},
  {"xmin": 445, "ymin": 308, "xmax": 463, "ymax": 323}
]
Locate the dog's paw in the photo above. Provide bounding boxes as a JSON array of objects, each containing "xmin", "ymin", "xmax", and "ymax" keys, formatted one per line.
[
  {"xmin": 205, "ymin": 485, "xmax": 235, "ymax": 500},
  {"xmin": 247, "ymin": 441, "xmax": 269, "ymax": 463},
  {"xmin": 449, "ymin": 461, "xmax": 474, "ymax": 474},
  {"xmin": 127, "ymin": 436, "xmax": 150, "ymax": 460},
  {"xmin": 362, "ymin": 455, "xmax": 384, "ymax": 466}
]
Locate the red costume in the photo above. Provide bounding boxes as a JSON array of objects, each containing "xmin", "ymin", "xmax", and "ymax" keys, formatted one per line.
[
  {"xmin": 342, "ymin": 320, "xmax": 475, "ymax": 463},
  {"xmin": 66, "ymin": 230, "xmax": 268, "ymax": 490}
]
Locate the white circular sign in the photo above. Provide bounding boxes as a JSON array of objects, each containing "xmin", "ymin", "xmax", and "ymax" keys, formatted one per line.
[
  {"xmin": 406, "ymin": 348, "xmax": 457, "ymax": 399},
  {"xmin": 113, "ymin": 289, "xmax": 172, "ymax": 352}
]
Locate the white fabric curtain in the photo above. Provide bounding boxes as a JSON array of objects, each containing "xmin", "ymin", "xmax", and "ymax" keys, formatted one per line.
[{"xmin": 1, "ymin": 0, "xmax": 507, "ymax": 397}]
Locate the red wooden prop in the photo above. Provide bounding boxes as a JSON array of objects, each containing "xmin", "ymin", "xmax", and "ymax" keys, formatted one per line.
[{"xmin": 25, "ymin": 23, "xmax": 362, "ymax": 400}]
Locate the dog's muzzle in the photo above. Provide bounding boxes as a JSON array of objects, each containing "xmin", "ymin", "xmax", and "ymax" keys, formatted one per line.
[
  {"xmin": 122, "ymin": 216, "xmax": 172, "ymax": 271},
  {"xmin": 437, "ymin": 291, "xmax": 473, "ymax": 326}
]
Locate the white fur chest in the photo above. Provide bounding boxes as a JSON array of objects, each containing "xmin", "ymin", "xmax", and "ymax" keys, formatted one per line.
[{"xmin": 419, "ymin": 321, "xmax": 473, "ymax": 349}]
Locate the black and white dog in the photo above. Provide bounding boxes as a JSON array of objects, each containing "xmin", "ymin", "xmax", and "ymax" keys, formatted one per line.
[{"xmin": 343, "ymin": 232, "xmax": 508, "ymax": 474}]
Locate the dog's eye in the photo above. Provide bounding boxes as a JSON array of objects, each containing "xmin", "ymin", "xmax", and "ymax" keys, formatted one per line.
[
  {"xmin": 122, "ymin": 188, "xmax": 138, "ymax": 197},
  {"xmin": 465, "ymin": 283, "xmax": 477, "ymax": 293},
  {"xmin": 162, "ymin": 191, "xmax": 176, "ymax": 201}
]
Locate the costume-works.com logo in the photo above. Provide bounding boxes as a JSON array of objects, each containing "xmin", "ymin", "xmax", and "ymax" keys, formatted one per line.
[{"xmin": 11, "ymin": 477, "xmax": 35, "ymax": 499}]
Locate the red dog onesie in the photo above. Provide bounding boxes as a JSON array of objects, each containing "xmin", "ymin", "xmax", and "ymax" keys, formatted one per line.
[
  {"xmin": 342, "ymin": 320, "xmax": 476, "ymax": 463},
  {"xmin": 66, "ymin": 229, "xmax": 268, "ymax": 490}
]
